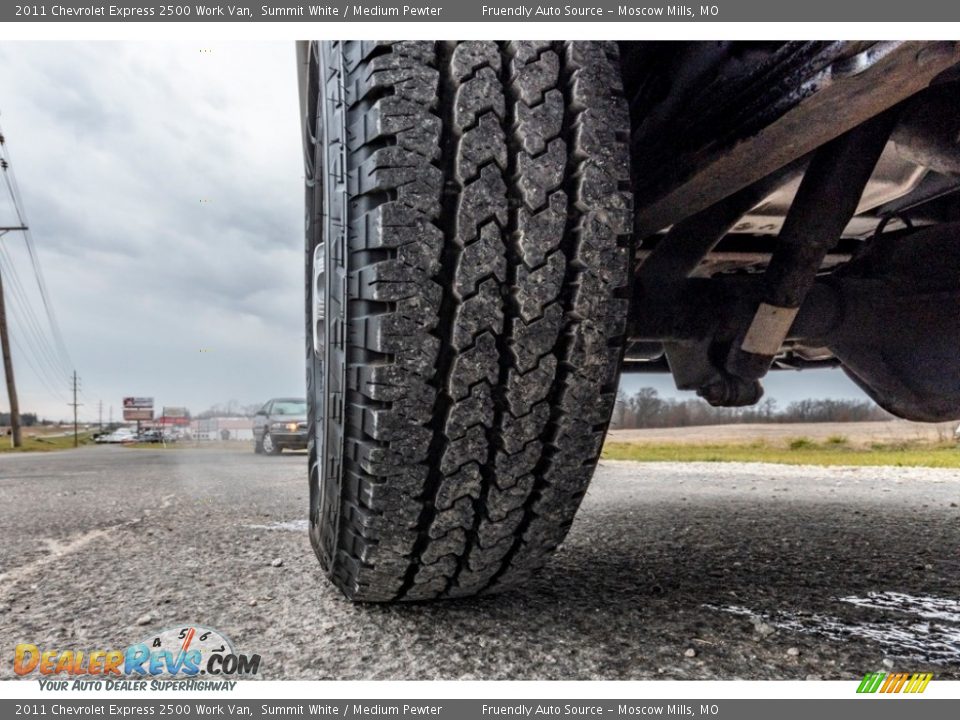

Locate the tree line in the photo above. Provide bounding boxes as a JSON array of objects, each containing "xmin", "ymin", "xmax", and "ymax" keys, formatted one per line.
[
  {"xmin": 611, "ymin": 387, "xmax": 890, "ymax": 429},
  {"xmin": 0, "ymin": 412, "xmax": 39, "ymax": 426},
  {"xmin": 194, "ymin": 400, "xmax": 262, "ymax": 419}
]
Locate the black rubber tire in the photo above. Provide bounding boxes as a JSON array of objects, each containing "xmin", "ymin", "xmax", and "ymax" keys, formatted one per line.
[
  {"xmin": 254, "ymin": 435, "xmax": 264, "ymax": 454},
  {"xmin": 304, "ymin": 40, "xmax": 632, "ymax": 602}
]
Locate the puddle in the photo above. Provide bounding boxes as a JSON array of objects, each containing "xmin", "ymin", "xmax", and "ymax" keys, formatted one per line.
[
  {"xmin": 706, "ymin": 591, "xmax": 960, "ymax": 664},
  {"xmin": 247, "ymin": 519, "xmax": 308, "ymax": 532}
]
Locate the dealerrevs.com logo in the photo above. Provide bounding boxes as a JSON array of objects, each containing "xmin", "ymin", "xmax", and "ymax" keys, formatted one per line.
[{"xmin": 15, "ymin": 625, "xmax": 261, "ymax": 690}]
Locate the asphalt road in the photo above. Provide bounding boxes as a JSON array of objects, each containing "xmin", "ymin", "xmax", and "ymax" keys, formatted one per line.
[{"xmin": 1, "ymin": 446, "xmax": 958, "ymax": 680}]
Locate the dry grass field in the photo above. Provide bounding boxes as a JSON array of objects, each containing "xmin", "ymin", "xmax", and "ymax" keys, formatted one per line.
[
  {"xmin": 603, "ymin": 421, "xmax": 960, "ymax": 467},
  {"xmin": 607, "ymin": 420, "xmax": 956, "ymax": 446}
]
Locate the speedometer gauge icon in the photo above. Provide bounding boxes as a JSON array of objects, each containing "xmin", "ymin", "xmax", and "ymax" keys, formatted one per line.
[{"xmin": 136, "ymin": 625, "xmax": 235, "ymax": 677}]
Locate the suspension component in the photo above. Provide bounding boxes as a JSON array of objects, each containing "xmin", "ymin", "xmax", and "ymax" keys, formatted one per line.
[{"xmin": 724, "ymin": 110, "xmax": 900, "ymax": 383}]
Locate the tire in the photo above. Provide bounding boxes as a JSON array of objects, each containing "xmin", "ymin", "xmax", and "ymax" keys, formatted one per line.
[
  {"xmin": 262, "ymin": 433, "xmax": 280, "ymax": 456},
  {"xmin": 254, "ymin": 435, "xmax": 264, "ymax": 454},
  {"xmin": 305, "ymin": 41, "xmax": 632, "ymax": 601}
]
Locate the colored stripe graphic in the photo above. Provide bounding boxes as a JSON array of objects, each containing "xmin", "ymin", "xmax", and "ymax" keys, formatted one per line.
[
  {"xmin": 909, "ymin": 673, "xmax": 933, "ymax": 693},
  {"xmin": 856, "ymin": 673, "xmax": 875, "ymax": 693},
  {"xmin": 880, "ymin": 673, "xmax": 897, "ymax": 693},
  {"xmin": 892, "ymin": 673, "xmax": 909, "ymax": 693},
  {"xmin": 857, "ymin": 672, "xmax": 933, "ymax": 693}
]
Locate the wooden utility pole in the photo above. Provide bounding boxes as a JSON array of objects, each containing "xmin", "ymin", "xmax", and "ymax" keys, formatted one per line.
[
  {"xmin": 0, "ymin": 228, "xmax": 25, "ymax": 448},
  {"xmin": 69, "ymin": 370, "xmax": 82, "ymax": 448}
]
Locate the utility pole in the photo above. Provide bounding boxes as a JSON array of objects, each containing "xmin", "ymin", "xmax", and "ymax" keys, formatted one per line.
[
  {"xmin": 0, "ymin": 228, "xmax": 26, "ymax": 448},
  {"xmin": 98, "ymin": 399, "xmax": 103, "ymax": 432},
  {"xmin": 69, "ymin": 370, "xmax": 82, "ymax": 448}
]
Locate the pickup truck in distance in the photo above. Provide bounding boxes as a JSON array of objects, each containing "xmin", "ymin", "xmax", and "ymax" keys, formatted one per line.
[{"xmin": 297, "ymin": 41, "xmax": 960, "ymax": 602}]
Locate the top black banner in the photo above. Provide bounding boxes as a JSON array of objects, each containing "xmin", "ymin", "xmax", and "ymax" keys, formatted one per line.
[{"xmin": 6, "ymin": 0, "xmax": 960, "ymax": 22}]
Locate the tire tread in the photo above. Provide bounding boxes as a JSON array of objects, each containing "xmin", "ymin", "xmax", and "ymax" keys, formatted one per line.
[{"xmin": 307, "ymin": 40, "xmax": 632, "ymax": 601}]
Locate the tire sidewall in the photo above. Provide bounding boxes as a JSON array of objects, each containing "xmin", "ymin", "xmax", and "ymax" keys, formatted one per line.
[{"xmin": 305, "ymin": 41, "xmax": 333, "ymax": 573}]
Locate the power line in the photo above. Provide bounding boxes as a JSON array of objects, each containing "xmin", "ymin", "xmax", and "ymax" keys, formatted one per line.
[
  {"xmin": 0, "ymin": 251, "xmax": 72, "ymax": 399},
  {"xmin": 0, "ymin": 179, "xmax": 74, "ymax": 376},
  {"xmin": 0, "ymin": 116, "xmax": 76, "ymax": 423},
  {"xmin": 8, "ymin": 330, "xmax": 68, "ymax": 404},
  {"xmin": 0, "ymin": 119, "xmax": 74, "ymax": 374},
  {"xmin": 0, "ymin": 247, "xmax": 72, "ymax": 386}
]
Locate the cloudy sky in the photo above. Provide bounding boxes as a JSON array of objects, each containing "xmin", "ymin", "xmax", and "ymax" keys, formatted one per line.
[
  {"xmin": 0, "ymin": 42, "xmax": 304, "ymax": 422},
  {"xmin": 0, "ymin": 42, "xmax": 869, "ymax": 423}
]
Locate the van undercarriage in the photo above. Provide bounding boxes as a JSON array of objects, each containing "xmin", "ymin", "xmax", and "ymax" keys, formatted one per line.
[{"xmin": 619, "ymin": 41, "xmax": 960, "ymax": 422}]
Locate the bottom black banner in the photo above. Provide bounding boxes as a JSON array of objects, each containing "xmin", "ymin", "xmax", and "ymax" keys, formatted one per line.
[{"xmin": 3, "ymin": 699, "xmax": 958, "ymax": 720}]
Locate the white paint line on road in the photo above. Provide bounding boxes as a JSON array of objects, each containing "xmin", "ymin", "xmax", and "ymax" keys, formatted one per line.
[
  {"xmin": 0, "ymin": 524, "xmax": 130, "ymax": 597},
  {"xmin": 247, "ymin": 519, "xmax": 308, "ymax": 532},
  {"xmin": 0, "ymin": 495, "xmax": 176, "ymax": 597}
]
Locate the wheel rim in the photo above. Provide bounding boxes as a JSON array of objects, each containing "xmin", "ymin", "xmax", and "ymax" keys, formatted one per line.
[
  {"xmin": 262, "ymin": 433, "xmax": 274, "ymax": 453},
  {"xmin": 312, "ymin": 242, "xmax": 326, "ymax": 359}
]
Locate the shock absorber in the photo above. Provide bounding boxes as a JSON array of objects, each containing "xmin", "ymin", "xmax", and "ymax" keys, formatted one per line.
[{"xmin": 723, "ymin": 109, "xmax": 900, "ymax": 385}]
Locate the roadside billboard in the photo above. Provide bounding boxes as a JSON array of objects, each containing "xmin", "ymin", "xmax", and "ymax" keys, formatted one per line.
[
  {"xmin": 123, "ymin": 408, "xmax": 154, "ymax": 421},
  {"xmin": 162, "ymin": 406, "xmax": 189, "ymax": 418},
  {"xmin": 123, "ymin": 396, "xmax": 154, "ymax": 422},
  {"xmin": 123, "ymin": 397, "xmax": 154, "ymax": 409}
]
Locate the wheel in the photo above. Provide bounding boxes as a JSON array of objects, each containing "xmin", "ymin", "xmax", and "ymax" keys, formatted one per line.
[
  {"xmin": 304, "ymin": 40, "xmax": 632, "ymax": 601},
  {"xmin": 261, "ymin": 432, "xmax": 280, "ymax": 456},
  {"xmin": 254, "ymin": 435, "xmax": 264, "ymax": 454}
]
